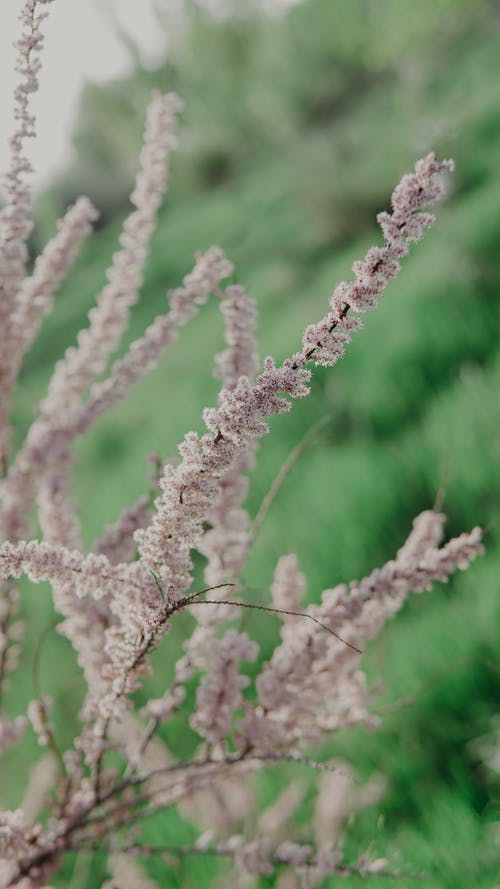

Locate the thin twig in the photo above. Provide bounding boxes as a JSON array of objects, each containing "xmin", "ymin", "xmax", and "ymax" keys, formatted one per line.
[
  {"xmin": 433, "ymin": 449, "xmax": 452, "ymax": 512},
  {"xmin": 250, "ymin": 415, "xmax": 332, "ymax": 542},
  {"xmin": 76, "ymin": 839, "xmax": 426, "ymax": 881},
  {"xmin": 191, "ymin": 598, "xmax": 362, "ymax": 654},
  {"xmin": 87, "ymin": 581, "xmax": 235, "ymax": 799},
  {"xmin": 132, "ymin": 750, "xmax": 351, "ymax": 790}
]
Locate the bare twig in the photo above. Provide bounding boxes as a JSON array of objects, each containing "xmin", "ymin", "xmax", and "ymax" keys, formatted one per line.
[{"xmin": 250, "ymin": 415, "xmax": 332, "ymax": 542}]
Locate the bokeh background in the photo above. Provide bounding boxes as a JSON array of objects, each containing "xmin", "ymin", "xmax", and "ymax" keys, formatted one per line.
[{"xmin": 2, "ymin": 0, "xmax": 500, "ymax": 886}]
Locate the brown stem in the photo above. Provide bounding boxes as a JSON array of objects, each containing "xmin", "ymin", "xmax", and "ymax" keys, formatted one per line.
[{"xmin": 191, "ymin": 599, "xmax": 362, "ymax": 654}]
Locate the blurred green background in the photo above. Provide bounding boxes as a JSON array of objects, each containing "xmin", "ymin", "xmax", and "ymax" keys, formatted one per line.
[{"xmin": 4, "ymin": 0, "xmax": 500, "ymax": 886}]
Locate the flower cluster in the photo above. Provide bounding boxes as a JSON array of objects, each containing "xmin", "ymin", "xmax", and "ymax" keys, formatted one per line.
[
  {"xmin": 0, "ymin": 0, "xmax": 56, "ymax": 470},
  {"xmin": 0, "ymin": 2, "xmax": 484, "ymax": 888}
]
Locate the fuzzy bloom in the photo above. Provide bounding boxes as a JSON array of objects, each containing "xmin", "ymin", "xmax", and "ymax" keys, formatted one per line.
[
  {"xmin": 199, "ymin": 284, "xmax": 259, "ymax": 587},
  {"xmin": 396, "ymin": 509, "xmax": 446, "ymax": 561},
  {"xmin": 298, "ymin": 843, "xmax": 343, "ymax": 889},
  {"xmin": 182, "ymin": 284, "xmax": 261, "ymax": 694},
  {"xmin": 136, "ymin": 357, "xmax": 311, "ymax": 593},
  {"xmin": 270, "ymin": 554, "xmax": 306, "ymax": 615},
  {"xmin": 109, "ymin": 711, "xmax": 171, "ymax": 780},
  {"xmin": 330, "ymin": 523, "xmax": 484, "ymax": 631},
  {"xmin": 85, "ymin": 560, "xmax": 176, "ymax": 730},
  {"xmin": 301, "ymin": 153, "xmax": 453, "ymax": 366},
  {"xmin": 0, "ymin": 539, "xmax": 125, "ymax": 701},
  {"xmin": 134, "ymin": 756, "xmax": 261, "ymax": 823},
  {"xmin": 101, "ymin": 854, "xmax": 160, "ymax": 889},
  {"xmin": 38, "ymin": 461, "xmax": 82, "ymax": 550},
  {"xmin": 0, "ymin": 539, "xmax": 146, "ymax": 601},
  {"xmin": 0, "ymin": 809, "xmax": 40, "ymax": 861},
  {"xmin": 143, "ymin": 685, "xmax": 187, "ymax": 724},
  {"xmin": 27, "ymin": 697, "xmax": 53, "ymax": 747},
  {"xmin": 0, "ymin": 715, "xmax": 27, "ymax": 757},
  {"xmin": 238, "ymin": 519, "xmax": 483, "ymax": 751},
  {"xmin": 0, "ymin": 420, "xmax": 70, "ymax": 541},
  {"xmin": 78, "ymin": 246, "xmax": 233, "ymax": 425},
  {"xmin": 0, "ymin": 248, "xmax": 231, "ymax": 545},
  {"xmin": 213, "ymin": 284, "xmax": 259, "ymax": 386},
  {"xmin": 207, "ymin": 836, "xmax": 345, "ymax": 885},
  {"xmin": 0, "ymin": 809, "xmax": 46, "ymax": 889},
  {"xmin": 179, "ymin": 773, "xmax": 257, "ymax": 839},
  {"xmin": 0, "ymin": 0, "xmax": 55, "ymax": 469},
  {"xmin": 0, "ymin": 0, "xmax": 55, "ymax": 309},
  {"xmin": 257, "ymin": 782, "xmax": 307, "ymax": 845},
  {"xmin": 92, "ymin": 495, "xmax": 151, "ymax": 564},
  {"xmin": 275, "ymin": 842, "xmax": 315, "ymax": 869},
  {"xmin": 16, "ymin": 528, "xmax": 115, "ymax": 697},
  {"xmin": 218, "ymin": 835, "xmax": 274, "ymax": 877},
  {"xmin": 12, "ymin": 196, "xmax": 98, "ymax": 364},
  {"xmin": 27, "ymin": 536, "xmax": 113, "ymax": 696},
  {"xmin": 235, "ymin": 838, "xmax": 275, "ymax": 876},
  {"xmin": 137, "ymin": 157, "xmax": 452, "ymax": 599},
  {"xmin": 313, "ymin": 764, "xmax": 356, "ymax": 846},
  {"xmin": 21, "ymin": 755, "xmax": 58, "ymax": 826},
  {"xmin": 0, "ymin": 581, "xmax": 23, "ymax": 704},
  {"xmin": 0, "ymin": 197, "xmax": 96, "ymax": 475},
  {"xmin": 190, "ymin": 629, "xmax": 259, "ymax": 745},
  {"xmin": 39, "ymin": 91, "xmax": 182, "ymax": 419},
  {"xmin": 0, "ymin": 619, "xmax": 24, "ymax": 686},
  {"xmin": 313, "ymin": 762, "xmax": 385, "ymax": 849}
]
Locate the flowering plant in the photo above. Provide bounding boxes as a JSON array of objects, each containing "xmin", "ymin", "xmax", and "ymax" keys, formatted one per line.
[{"xmin": 0, "ymin": 2, "xmax": 484, "ymax": 887}]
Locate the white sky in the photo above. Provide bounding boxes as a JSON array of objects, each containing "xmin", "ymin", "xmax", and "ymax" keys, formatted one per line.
[
  {"xmin": 0, "ymin": 0, "xmax": 303, "ymax": 188},
  {"xmin": 0, "ymin": 0, "xmax": 166, "ymax": 186}
]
